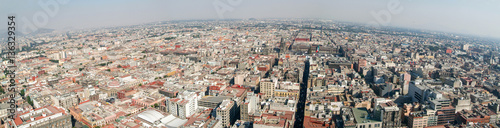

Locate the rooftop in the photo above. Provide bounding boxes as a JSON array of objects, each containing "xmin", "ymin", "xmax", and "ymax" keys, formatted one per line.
[{"xmin": 352, "ymin": 108, "xmax": 380, "ymax": 124}]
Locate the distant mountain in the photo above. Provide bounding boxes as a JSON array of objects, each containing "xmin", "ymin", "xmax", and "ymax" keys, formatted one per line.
[
  {"xmin": 0, "ymin": 31, "xmax": 25, "ymax": 38},
  {"xmin": 60, "ymin": 26, "xmax": 78, "ymax": 32},
  {"xmin": 0, "ymin": 28, "xmax": 54, "ymax": 39},
  {"xmin": 28, "ymin": 28, "xmax": 55, "ymax": 35},
  {"xmin": 0, "ymin": 31, "xmax": 25, "ymax": 44}
]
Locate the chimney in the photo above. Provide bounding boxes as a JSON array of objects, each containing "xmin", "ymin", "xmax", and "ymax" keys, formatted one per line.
[
  {"xmin": 30, "ymin": 116, "xmax": 34, "ymax": 121},
  {"xmin": 42, "ymin": 112, "xmax": 46, "ymax": 117}
]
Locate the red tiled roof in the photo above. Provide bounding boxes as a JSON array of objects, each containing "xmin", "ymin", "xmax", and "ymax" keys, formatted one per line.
[{"xmin": 14, "ymin": 116, "xmax": 23, "ymax": 126}]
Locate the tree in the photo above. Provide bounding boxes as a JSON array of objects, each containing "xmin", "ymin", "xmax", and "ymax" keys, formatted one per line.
[
  {"xmin": 20, "ymin": 89, "xmax": 25, "ymax": 97},
  {"xmin": 49, "ymin": 60, "xmax": 59, "ymax": 63},
  {"xmin": 154, "ymin": 103, "xmax": 159, "ymax": 108},
  {"xmin": 26, "ymin": 96, "xmax": 33, "ymax": 106}
]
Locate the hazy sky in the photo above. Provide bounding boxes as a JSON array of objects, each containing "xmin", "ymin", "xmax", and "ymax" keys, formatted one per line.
[{"xmin": 1, "ymin": 0, "xmax": 500, "ymax": 39}]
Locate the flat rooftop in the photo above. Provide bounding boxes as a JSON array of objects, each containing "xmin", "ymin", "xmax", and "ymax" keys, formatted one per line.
[{"xmin": 352, "ymin": 108, "xmax": 381, "ymax": 124}]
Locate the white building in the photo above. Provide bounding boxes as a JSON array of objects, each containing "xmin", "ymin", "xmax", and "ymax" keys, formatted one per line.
[
  {"xmin": 408, "ymin": 81, "xmax": 432, "ymax": 103},
  {"xmin": 165, "ymin": 91, "xmax": 200, "ymax": 119}
]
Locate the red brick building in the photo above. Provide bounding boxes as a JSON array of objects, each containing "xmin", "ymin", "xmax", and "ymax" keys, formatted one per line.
[
  {"xmin": 456, "ymin": 109, "xmax": 490, "ymax": 124},
  {"xmin": 117, "ymin": 89, "xmax": 137, "ymax": 99}
]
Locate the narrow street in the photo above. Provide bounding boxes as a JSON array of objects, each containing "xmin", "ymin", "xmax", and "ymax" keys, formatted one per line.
[{"xmin": 294, "ymin": 59, "xmax": 310, "ymax": 128}]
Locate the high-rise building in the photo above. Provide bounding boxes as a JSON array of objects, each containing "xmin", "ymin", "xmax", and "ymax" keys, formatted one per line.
[
  {"xmin": 260, "ymin": 78, "xmax": 277, "ymax": 99},
  {"xmin": 408, "ymin": 81, "xmax": 432, "ymax": 103},
  {"xmin": 400, "ymin": 72, "xmax": 411, "ymax": 95},
  {"xmin": 374, "ymin": 102, "xmax": 402, "ymax": 128},
  {"xmin": 216, "ymin": 99, "xmax": 237, "ymax": 128},
  {"xmin": 240, "ymin": 91, "xmax": 259, "ymax": 121},
  {"xmin": 436, "ymin": 106, "xmax": 455, "ymax": 125},
  {"xmin": 235, "ymin": 72, "xmax": 247, "ymax": 86},
  {"xmin": 165, "ymin": 91, "xmax": 199, "ymax": 119}
]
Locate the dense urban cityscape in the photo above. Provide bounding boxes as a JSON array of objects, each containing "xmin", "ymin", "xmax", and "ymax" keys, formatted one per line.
[{"xmin": 1, "ymin": 19, "xmax": 500, "ymax": 128}]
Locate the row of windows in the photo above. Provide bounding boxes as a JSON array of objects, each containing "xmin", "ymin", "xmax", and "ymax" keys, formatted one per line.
[{"xmin": 357, "ymin": 123, "xmax": 380, "ymax": 128}]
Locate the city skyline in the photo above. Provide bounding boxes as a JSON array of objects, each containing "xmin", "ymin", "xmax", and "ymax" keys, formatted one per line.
[{"xmin": 1, "ymin": 0, "xmax": 500, "ymax": 40}]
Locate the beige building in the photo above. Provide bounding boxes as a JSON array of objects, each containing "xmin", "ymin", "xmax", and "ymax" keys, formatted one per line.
[
  {"xmin": 408, "ymin": 112, "xmax": 428, "ymax": 128},
  {"xmin": 57, "ymin": 92, "xmax": 79, "ymax": 109},
  {"xmin": 260, "ymin": 78, "xmax": 277, "ymax": 99}
]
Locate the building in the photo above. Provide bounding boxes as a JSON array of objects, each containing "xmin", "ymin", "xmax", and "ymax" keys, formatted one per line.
[
  {"xmin": 117, "ymin": 89, "xmax": 137, "ymax": 99},
  {"xmin": 8, "ymin": 105, "xmax": 72, "ymax": 128},
  {"xmin": 273, "ymin": 89, "xmax": 299, "ymax": 98},
  {"xmin": 0, "ymin": 103, "xmax": 10, "ymax": 120},
  {"xmin": 32, "ymin": 95, "xmax": 54, "ymax": 109},
  {"xmin": 69, "ymin": 101, "xmax": 122, "ymax": 127},
  {"xmin": 488, "ymin": 102, "xmax": 500, "ymax": 124},
  {"xmin": 339, "ymin": 107, "xmax": 356, "ymax": 128},
  {"xmin": 399, "ymin": 72, "xmax": 411, "ymax": 95},
  {"xmin": 260, "ymin": 79, "xmax": 277, "ymax": 99},
  {"xmin": 199, "ymin": 96, "xmax": 231, "ymax": 108},
  {"xmin": 453, "ymin": 97, "xmax": 471, "ymax": 113},
  {"xmin": 374, "ymin": 102, "xmax": 402, "ymax": 128},
  {"xmin": 165, "ymin": 91, "xmax": 199, "ymax": 119},
  {"xmin": 234, "ymin": 73, "xmax": 247, "ymax": 86},
  {"xmin": 131, "ymin": 89, "xmax": 164, "ymax": 107},
  {"xmin": 436, "ymin": 106, "xmax": 455, "ymax": 125},
  {"xmin": 408, "ymin": 81, "xmax": 432, "ymax": 103},
  {"xmin": 352, "ymin": 108, "xmax": 382, "ymax": 128},
  {"xmin": 57, "ymin": 92, "xmax": 79, "ymax": 109},
  {"xmin": 463, "ymin": 44, "xmax": 471, "ymax": 51},
  {"xmin": 456, "ymin": 109, "xmax": 490, "ymax": 125},
  {"xmin": 253, "ymin": 110, "xmax": 295, "ymax": 128},
  {"xmin": 240, "ymin": 92, "xmax": 259, "ymax": 122},
  {"xmin": 408, "ymin": 111, "xmax": 428, "ymax": 128},
  {"xmin": 135, "ymin": 109, "xmax": 188, "ymax": 127},
  {"xmin": 159, "ymin": 89, "xmax": 179, "ymax": 98},
  {"xmin": 356, "ymin": 59, "xmax": 367, "ymax": 72},
  {"xmin": 303, "ymin": 116, "xmax": 334, "ymax": 128},
  {"xmin": 426, "ymin": 109, "xmax": 438, "ymax": 127},
  {"xmin": 217, "ymin": 99, "xmax": 237, "ymax": 128},
  {"xmin": 183, "ymin": 109, "xmax": 221, "ymax": 128}
]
